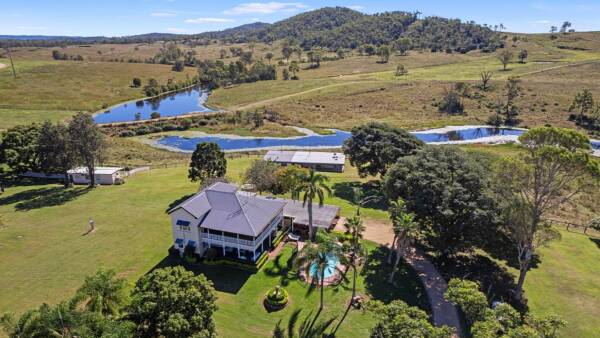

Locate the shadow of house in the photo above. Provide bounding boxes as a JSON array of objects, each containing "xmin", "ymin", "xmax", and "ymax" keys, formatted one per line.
[
  {"xmin": 149, "ymin": 255, "xmax": 252, "ymax": 295},
  {"xmin": 332, "ymin": 180, "xmax": 387, "ymax": 211},
  {"xmin": 362, "ymin": 246, "xmax": 429, "ymax": 311},
  {"xmin": 263, "ymin": 248, "xmax": 298, "ymax": 287},
  {"xmin": 0, "ymin": 186, "xmax": 90, "ymax": 211}
]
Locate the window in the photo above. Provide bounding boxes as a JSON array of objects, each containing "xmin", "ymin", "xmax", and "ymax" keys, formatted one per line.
[{"xmin": 176, "ymin": 220, "xmax": 191, "ymax": 231}]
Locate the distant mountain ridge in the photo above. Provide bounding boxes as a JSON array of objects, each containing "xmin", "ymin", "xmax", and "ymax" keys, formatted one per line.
[{"xmin": 1, "ymin": 7, "xmax": 500, "ymax": 52}]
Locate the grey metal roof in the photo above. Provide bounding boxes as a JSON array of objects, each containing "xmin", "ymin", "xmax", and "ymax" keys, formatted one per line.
[
  {"xmin": 264, "ymin": 150, "xmax": 345, "ymax": 165},
  {"xmin": 283, "ymin": 199, "xmax": 340, "ymax": 228},
  {"xmin": 168, "ymin": 182, "xmax": 286, "ymax": 237},
  {"xmin": 264, "ymin": 150, "xmax": 296, "ymax": 162}
]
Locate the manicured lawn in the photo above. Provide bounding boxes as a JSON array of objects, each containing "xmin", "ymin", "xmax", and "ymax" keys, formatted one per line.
[
  {"xmin": 523, "ymin": 230, "xmax": 600, "ymax": 338},
  {"xmin": 0, "ymin": 157, "xmax": 425, "ymax": 338}
]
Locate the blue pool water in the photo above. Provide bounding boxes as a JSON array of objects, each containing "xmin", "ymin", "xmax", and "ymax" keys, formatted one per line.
[
  {"xmin": 94, "ymin": 86, "xmax": 214, "ymax": 124},
  {"xmin": 156, "ymin": 127, "xmax": 527, "ymax": 152},
  {"xmin": 309, "ymin": 254, "xmax": 339, "ymax": 280}
]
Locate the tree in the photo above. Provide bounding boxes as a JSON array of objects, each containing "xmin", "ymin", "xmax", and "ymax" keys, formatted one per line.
[
  {"xmin": 294, "ymin": 230, "xmax": 340, "ymax": 310},
  {"xmin": 72, "ymin": 269, "xmax": 127, "ymax": 317},
  {"xmin": 288, "ymin": 61, "xmax": 300, "ymax": 80},
  {"xmin": 336, "ymin": 48, "xmax": 346, "ymax": 59},
  {"xmin": 171, "ymin": 60, "xmax": 185, "ymax": 72},
  {"xmin": 367, "ymin": 300, "xmax": 453, "ymax": 338},
  {"xmin": 438, "ymin": 89, "xmax": 464, "ymax": 114},
  {"xmin": 550, "ymin": 26, "xmax": 558, "ymax": 34},
  {"xmin": 378, "ymin": 45, "xmax": 391, "ymax": 63},
  {"xmin": 37, "ymin": 121, "xmax": 75, "ymax": 188},
  {"xmin": 282, "ymin": 68, "xmax": 290, "ymax": 80},
  {"xmin": 244, "ymin": 159, "xmax": 279, "ymax": 194},
  {"xmin": 395, "ymin": 64, "xmax": 407, "ymax": 76},
  {"xmin": 219, "ymin": 49, "xmax": 227, "ymax": 59},
  {"xmin": 560, "ymin": 21, "xmax": 572, "ymax": 34},
  {"xmin": 569, "ymin": 89, "xmax": 594, "ymax": 123},
  {"xmin": 132, "ymin": 77, "xmax": 142, "ymax": 87},
  {"xmin": 493, "ymin": 127, "xmax": 599, "ymax": 300},
  {"xmin": 497, "ymin": 49, "xmax": 513, "ymax": 71},
  {"xmin": 275, "ymin": 164, "xmax": 307, "ymax": 194},
  {"xmin": 188, "ymin": 142, "xmax": 227, "ymax": 185},
  {"xmin": 446, "ymin": 278, "xmax": 566, "ymax": 337},
  {"xmin": 387, "ymin": 199, "xmax": 418, "ymax": 283},
  {"xmin": 265, "ymin": 52, "xmax": 274, "ymax": 64},
  {"xmin": 128, "ymin": 266, "xmax": 217, "ymax": 338},
  {"xmin": 68, "ymin": 113, "xmax": 106, "ymax": 188},
  {"xmin": 0, "ymin": 124, "xmax": 40, "ymax": 175},
  {"xmin": 342, "ymin": 122, "xmax": 424, "ymax": 177},
  {"xmin": 362, "ymin": 44, "xmax": 376, "ymax": 56},
  {"xmin": 240, "ymin": 51, "xmax": 253, "ymax": 65},
  {"xmin": 395, "ymin": 37, "xmax": 412, "ymax": 55},
  {"xmin": 502, "ymin": 76, "xmax": 522, "ymax": 125},
  {"xmin": 343, "ymin": 215, "xmax": 366, "ymax": 298},
  {"xmin": 307, "ymin": 48, "xmax": 322, "ymax": 68},
  {"xmin": 480, "ymin": 71, "xmax": 493, "ymax": 91},
  {"xmin": 281, "ymin": 43, "xmax": 293, "ymax": 62},
  {"xmin": 383, "ymin": 146, "xmax": 499, "ymax": 256},
  {"xmin": 518, "ymin": 49, "xmax": 528, "ymax": 63},
  {"xmin": 291, "ymin": 170, "xmax": 332, "ymax": 239}
]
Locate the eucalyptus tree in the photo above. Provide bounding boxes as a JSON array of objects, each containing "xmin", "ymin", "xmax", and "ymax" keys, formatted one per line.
[{"xmin": 494, "ymin": 127, "xmax": 600, "ymax": 299}]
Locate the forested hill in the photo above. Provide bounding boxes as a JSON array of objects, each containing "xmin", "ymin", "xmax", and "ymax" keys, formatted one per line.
[{"xmin": 206, "ymin": 7, "xmax": 502, "ymax": 53}]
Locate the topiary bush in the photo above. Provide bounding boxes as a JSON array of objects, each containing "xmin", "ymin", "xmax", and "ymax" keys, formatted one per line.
[{"xmin": 264, "ymin": 286, "xmax": 289, "ymax": 311}]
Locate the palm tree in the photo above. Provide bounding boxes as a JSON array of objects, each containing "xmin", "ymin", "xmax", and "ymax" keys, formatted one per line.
[
  {"xmin": 291, "ymin": 169, "xmax": 332, "ymax": 240},
  {"xmin": 350, "ymin": 187, "xmax": 381, "ymax": 216},
  {"xmin": 272, "ymin": 309, "xmax": 336, "ymax": 338},
  {"xmin": 343, "ymin": 215, "xmax": 366, "ymax": 299},
  {"xmin": 387, "ymin": 199, "xmax": 418, "ymax": 284},
  {"xmin": 72, "ymin": 269, "xmax": 127, "ymax": 317},
  {"xmin": 294, "ymin": 230, "xmax": 339, "ymax": 311}
]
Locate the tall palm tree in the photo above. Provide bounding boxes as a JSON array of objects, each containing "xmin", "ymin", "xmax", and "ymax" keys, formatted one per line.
[
  {"xmin": 387, "ymin": 199, "xmax": 419, "ymax": 284},
  {"xmin": 291, "ymin": 169, "xmax": 332, "ymax": 240},
  {"xmin": 72, "ymin": 269, "xmax": 127, "ymax": 317},
  {"xmin": 294, "ymin": 230, "xmax": 339, "ymax": 311},
  {"xmin": 343, "ymin": 215, "xmax": 366, "ymax": 298}
]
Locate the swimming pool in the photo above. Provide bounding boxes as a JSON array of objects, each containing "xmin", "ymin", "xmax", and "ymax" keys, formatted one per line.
[{"xmin": 309, "ymin": 253, "xmax": 340, "ymax": 280}]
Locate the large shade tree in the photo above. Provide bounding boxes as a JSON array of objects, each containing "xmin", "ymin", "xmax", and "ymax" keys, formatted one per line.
[
  {"xmin": 72, "ymin": 269, "xmax": 128, "ymax": 318},
  {"xmin": 68, "ymin": 113, "xmax": 106, "ymax": 187},
  {"xmin": 367, "ymin": 300, "xmax": 453, "ymax": 338},
  {"xmin": 493, "ymin": 127, "xmax": 600, "ymax": 299},
  {"xmin": 37, "ymin": 121, "xmax": 75, "ymax": 188},
  {"xmin": 0, "ymin": 124, "xmax": 40, "ymax": 175},
  {"xmin": 188, "ymin": 142, "xmax": 227, "ymax": 186},
  {"xmin": 128, "ymin": 266, "xmax": 217, "ymax": 338},
  {"xmin": 343, "ymin": 122, "xmax": 423, "ymax": 177},
  {"xmin": 383, "ymin": 146, "xmax": 500, "ymax": 256},
  {"xmin": 291, "ymin": 169, "xmax": 332, "ymax": 239}
]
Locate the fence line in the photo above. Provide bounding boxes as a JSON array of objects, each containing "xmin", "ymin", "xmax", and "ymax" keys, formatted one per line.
[{"xmin": 548, "ymin": 218, "xmax": 600, "ymax": 238}]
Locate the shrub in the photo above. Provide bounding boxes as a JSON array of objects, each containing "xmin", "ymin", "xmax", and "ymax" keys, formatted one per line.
[
  {"xmin": 264, "ymin": 286, "xmax": 289, "ymax": 310},
  {"xmin": 150, "ymin": 112, "xmax": 161, "ymax": 119},
  {"xmin": 132, "ymin": 77, "xmax": 142, "ymax": 87},
  {"xmin": 590, "ymin": 217, "xmax": 600, "ymax": 231},
  {"xmin": 438, "ymin": 90, "xmax": 465, "ymax": 114}
]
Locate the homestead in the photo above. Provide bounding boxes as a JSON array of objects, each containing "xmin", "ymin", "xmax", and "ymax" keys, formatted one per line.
[
  {"xmin": 168, "ymin": 182, "xmax": 341, "ymax": 261},
  {"xmin": 67, "ymin": 167, "xmax": 124, "ymax": 185},
  {"xmin": 264, "ymin": 150, "xmax": 346, "ymax": 172}
]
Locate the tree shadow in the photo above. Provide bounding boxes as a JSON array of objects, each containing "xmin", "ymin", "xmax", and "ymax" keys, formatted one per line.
[
  {"xmin": 263, "ymin": 248, "xmax": 299, "ymax": 286},
  {"xmin": 590, "ymin": 238, "xmax": 600, "ymax": 249},
  {"xmin": 480, "ymin": 234, "xmax": 541, "ymax": 270},
  {"xmin": 332, "ymin": 180, "xmax": 387, "ymax": 211},
  {"xmin": 0, "ymin": 186, "xmax": 90, "ymax": 211},
  {"xmin": 165, "ymin": 193, "xmax": 196, "ymax": 213},
  {"xmin": 363, "ymin": 246, "xmax": 429, "ymax": 311},
  {"xmin": 148, "ymin": 255, "xmax": 252, "ymax": 294},
  {"xmin": 432, "ymin": 253, "xmax": 529, "ymax": 313}
]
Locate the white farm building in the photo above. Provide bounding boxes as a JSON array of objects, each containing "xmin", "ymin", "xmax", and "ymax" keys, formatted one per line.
[
  {"xmin": 263, "ymin": 150, "xmax": 346, "ymax": 172},
  {"xmin": 67, "ymin": 167, "xmax": 124, "ymax": 185}
]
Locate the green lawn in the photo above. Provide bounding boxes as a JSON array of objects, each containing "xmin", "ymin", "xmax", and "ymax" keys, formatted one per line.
[
  {"xmin": 0, "ymin": 158, "xmax": 425, "ymax": 337},
  {"xmin": 524, "ymin": 230, "xmax": 600, "ymax": 338}
]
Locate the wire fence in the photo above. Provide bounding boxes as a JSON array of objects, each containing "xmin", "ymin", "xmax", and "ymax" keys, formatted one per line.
[{"xmin": 548, "ymin": 218, "xmax": 600, "ymax": 238}]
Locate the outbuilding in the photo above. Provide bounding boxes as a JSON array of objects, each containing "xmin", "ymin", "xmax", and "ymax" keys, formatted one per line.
[
  {"xmin": 67, "ymin": 167, "xmax": 124, "ymax": 185},
  {"xmin": 264, "ymin": 150, "xmax": 346, "ymax": 172}
]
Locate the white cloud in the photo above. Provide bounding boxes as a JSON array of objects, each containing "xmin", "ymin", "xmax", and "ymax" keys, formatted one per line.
[
  {"xmin": 151, "ymin": 12, "xmax": 177, "ymax": 17},
  {"xmin": 348, "ymin": 5, "xmax": 364, "ymax": 10},
  {"xmin": 184, "ymin": 17, "xmax": 235, "ymax": 24},
  {"xmin": 531, "ymin": 20, "xmax": 551, "ymax": 24},
  {"xmin": 223, "ymin": 2, "xmax": 308, "ymax": 15},
  {"xmin": 166, "ymin": 27, "xmax": 188, "ymax": 33}
]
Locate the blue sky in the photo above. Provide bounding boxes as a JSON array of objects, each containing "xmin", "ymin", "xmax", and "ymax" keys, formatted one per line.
[{"xmin": 2, "ymin": 1, "xmax": 600, "ymax": 36}]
